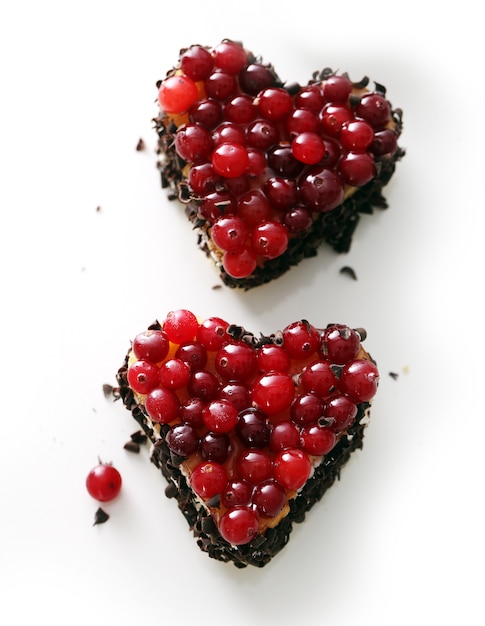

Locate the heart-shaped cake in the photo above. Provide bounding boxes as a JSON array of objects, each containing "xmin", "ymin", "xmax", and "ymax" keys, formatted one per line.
[
  {"xmin": 116, "ymin": 310, "xmax": 379, "ymax": 567},
  {"xmin": 154, "ymin": 40, "xmax": 404, "ymax": 289}
]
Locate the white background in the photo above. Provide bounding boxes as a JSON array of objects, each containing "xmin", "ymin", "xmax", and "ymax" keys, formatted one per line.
[{"xmin": 1, "ymin": 2, "xmax": 483, "ymax": 624}]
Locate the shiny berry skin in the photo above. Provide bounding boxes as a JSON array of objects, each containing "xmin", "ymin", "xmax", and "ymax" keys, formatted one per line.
[
  {"xmin": 211, "ymin": 215, "xmax": 249, "ymax": 251},
  {"xmin": 290, "ymin": 392, "xmax": 324, "ymax": 425},
  {"xmin": 180, "ymin": 45, "xmax": 214, "ymax": 81},
  {"xmin": 218, "ymin": 382, "xmax": 250, "ymax": 412},
  {"xmin": 237, "ymin": 449, "xmax": 273, "ymax": 484},
  {"xmin": 86, "ymin": 463, "xmax": 122, "ymax": 502},
  {"xmin": 224, "ymin": 95, "xmax": 257, "ymax": 124},
  {"xmin": 212, "ymin": 122, "xmax": 246, "ymax": 146},
  {"xmin": 252, "ymin": 479, "xmax": 287, "ymax": 517},
  {"xmin": 264, "ymin": 176, "xmax": 298, "ymax": 212},
  {"xmin": 196, "ymin": 316, "xmax": 229, "ymax": 351},
  {"xmin": 132, "ymin": 329, "xmax": 169, "ymax": 363},
  {"xmin": 175, "ymin": 342, "xmax": 207, "ymax": 372},
  {"xmin": 175, "ymin": 123, "xmax": 213, "ymax": 163},
  {"xmin": 338, "ymin": 152, "xmax": 376, "ymax": 187},
  {"xmin": 213, "ymin": 40, "xmax": 248, "ymax": 73},
  {"xmin": 237, "ymin": 189, "xmax": 272, "ymax": 227},
  {"xmin": 340, "ymin": 120, "xmax": 374, "ymax": 151},
  {"xmin": 320, "ymin": 324, "xmax": 361, "ymax": 364},
  {"xmin": 239, "ymin": 63, "xmax": 275, "ymax": 95},
  {"xmin": 269, "ymin": 421, "xmax": 300, "ymax": 452},
  {"xmin": 236, "ymin": 408, "xmax": 271, "ymax": 448},
  {"xmin": 273, "ymin": 448, "xmax": 311, "ymax": 491},
  {"xmin": 159, "ymin": 358, "xmax": 191, "ymax": 389},
  {"xmin": 158, "ymin": 74, "xmax": 198, "ymax": 114},
  {"xmin": 294, "ymin": 85, "xmax": 324, "ymax": 112},
  {"xmin": 257, "ymin": 344, "xmax": 291, "ymax": 373},
  {"xmin": 251, "ymin": 372, "xmax": 295, "ymax": 416},
  {"xmin": 251, "ymin": 220, "xmax": 289, "ymax": 259},
  {"xmin": 187, "ymin": 162, "xmax": 220, "ymax": 195},
  {"xmin": 163, "ymin": 309, "xmax": 199, "ymax": 344},
  {"xmin": 127, "ymin": 360, "xmax": 160, "ymax": 394},
  {"xmin": 200, "ymin": 432, "xmax": 231, "ymax": 463},
  {"xmin": 203, "ymin": 399, "xmax": 239, "ymax": 433},
  {"xmin": 339, "ymin": 359, "xmax": 379, "ymax": 402},
  {"xmin": 257, "ymin": 87, "xmax": 293, "ymax": 120},
  {"xmin": 301, "ymin": 360, "xmax": 338, "ymax": 398},
  {"xmin": 204, "ymin": 69, "xmax": 238, "ymax": 100},
  {"xmin": 291, "ymin": 132, "xmax": 326, "ymax": 165},
  {"xmin": 190, "ymin": 461, "xmax": 228, "ymax": 500},
  {"xmin": 246, "ymin": 118, "xmax": 278, "ymax": 150},
  {"xmin": 299, "ymin": 424, "xmax": 336, "ymax": 456},
  {"xmin": 219, "ymin": 506, "xmax": 259, "ymax": 545},
  {"xmin": 166, "ymin": 424, "xmax": 199, "ymax": 457},
  {"xmin": 221, "ymin": 480, "xmax": 253, "ymax": 508},
  {"xmin": 370, "ymin": 129, "xmax": 398, "ymax": 157},
  {"xmin": 355, "ymin": 93, "xmax": 391, "ymax": 129},
  {"xmin": 222, "ymin": 246, "xmax": 258, "ymax": 279},
  {"xmin": 283, "ymin": 206, "xmax": 313, "ymax": 233},
  {"xmin": 286, "ymin": 108, "xmax": 320, "ymax": 136},
  {"xmin": 282, "ymin": 320, "xmax": 319, "ymax": 359},
  {"xmin": 320, "ymin": 103, "xmax": 353, "ymax": 137},
  {"xmin": 299, "ymin": 167, "xmax": 344, "ymax": 213},
  {"xmin": 321, "ymin": 74, "xmax": 352, "ymax": 103},
  {"xmin": 215, "ymin": 341, "xmax": 257, "ymax": 381},
  {"xmin": 324, "ymin": 393, "xmax": 358, "ymax": 432},
  {"xmin": 179, "ymin": 397, "xmax": 205, "ymax": 428},
  {"xmin": 189, "ymin": 99, "xmax": 223, "ymax": 129},
  {"xmin": 145, "ymin": 386, "xmax": 180, "ymax": 423},
  {"xmin": 187, "ymin": 370, "xmax": 220, "ymax": 401}
]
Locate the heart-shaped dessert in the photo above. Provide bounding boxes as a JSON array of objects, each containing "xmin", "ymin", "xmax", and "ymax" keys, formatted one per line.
[
  {"xmin": 116, "ymin": 309, "xmax": 379, "ymax": 567},
  {"xmin": 154, "ymin": 40, "xmax": 404, "ymax": 289}
]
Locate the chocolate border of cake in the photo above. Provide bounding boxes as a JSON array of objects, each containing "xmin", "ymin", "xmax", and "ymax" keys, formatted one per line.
[
  {"xmin": 115, "ymin": 321, "xmax": 372, "ymax": 568},
  {"xmin": 154, "ymin": 73, "xmax": 404, "ymax": 290}
]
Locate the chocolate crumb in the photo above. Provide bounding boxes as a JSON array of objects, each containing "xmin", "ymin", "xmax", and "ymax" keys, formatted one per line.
[
  {"xmin": 212, "ymin": 284, "xmax": 222, "ymax": 290},
  {"xmin": 95, "ymin": 205, "xmax": 101, "ymax": 212},
  {"xmin": 340, "ymin": 266, "xmax": 358, "ymax": 280},
  {"xmin": 102, "ymin": 383, "xmax": 114, "ymax": 398},
  {"xmin": 130, "ymin": 430, "xmax": 148, "ymax": 445},
  {"xmin": 93, "ymin": 507, "xmax": 110, "ymax": 525},
  {"xmin": 136, "ymin": 138, "xmax": 145, "ymax": 151},
  {"xmin": 389, "ymin": 371, "xmax": 399, "ymax": 380},
  {"xmin": 124, "ymin": 440, "xmax": 140, "ymax": 453}
]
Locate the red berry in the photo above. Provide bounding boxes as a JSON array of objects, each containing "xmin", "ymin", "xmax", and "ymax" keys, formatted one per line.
[
  {"xmin": 166, "ymin": 424, "xmax": 199, "ymax": 457},
  {"xmin": 239, "ymin": 63, "xmax": 275, "ymax": 95},
  {"xmin": 324, "ymin": 393, "xmax": 358, "ymax": 432},
  {"xmin": 299, "ymin": 424, "xmax": 336, "ymax": 456},
  {"xmin": 273, "ymin": 448, "xmax": 311, "ymax": 491},
  {"xmin": 257, "ymin": 87, "xmax": 293, "ymax": 121},
  {"xmin": 203, "ymin": 399, "xmax": 239, "ymax": 433},
  {"xmin": 257, "ymin": 344, "xmax": 291, "ymax": 373},
  {"xmin": 252, "ymin": 479, "xmax": 287, "ymax": 517},
  {"xmin": 321, "ymin": 74, "xmax": 352, "ymax": 103},
  {"xmin": 355, "ymin": 93, "xmax": 391, "ymax": 129},
  {"xmin": 187, "ymin": 370, "xmax": 220, "ymax": 402},
  {"xmin": 237, "ymin": 189, "xmax": 272, "ymax": 227},
  {"xmin": 211, "ymin": 215, "xmax": 249, "ymax": 251},
  {"xmin": 132, "ymin": 329, "xmax": 169, "ymax": 363},
  {"xmin": 338, "ymin": 152, "xmax": 376, "ymax": 187},
  {"xmin": 163, "ymin": 309, "xmax": 199, "ymax": 344},
  {"xmin": 237, "ymin": 449, "xmax": 273, "ymax": 484},
  {"xmin": 196, "ymin": 316, "xmax": 229, "ymax": 351},
  {"xmin": 320, "ymin": 103, "xmax": 353, "ymax": 137},
  {"xmin": 215, "ymin": 341, "xmax": 257, "ymax": 381},
  {"xmin": 339, "ymin": 358, "xmax": 379, "ymax": 402},
  {"xmin": 180, "ymin": 45, "xmax": 214, "ymax": 81},
  {"xmin": 190, "ymin": 461, "xmax": 228, "ymax": 500},
  {"xmin": 145, "ymin": 386, "xmax": 180, "ymax": 423},
  {"xmin": 251, "ymin": 220, "xmax": 289, "ymax": 259},
  {"xmin": 300, "ymin": 359, "xmax": 338, "ymax": 399},
  {"xmin": 219, "ymin": 506, "xmax": 259, "ymax": 545},
  {"xmin": 158, "ymin": 74, "xmax": 198, "ymax": 114},
  {"xmin": 341, "ymin": 120, "xmax": 374, "ymax": 151},
  {"xmin": 290, "ymin": 392, "xmax": 324, "ymax": 425},
  {"xmin": 175, "ymin": 341, "xmax": 207, "ymax": 372},
  {"xmin": 127, "ymin": 360, "xmax": 160, "ymax": 395},
  {"xmin": 291, "ymin": 132, "xmax": 326, "ymax": 165},
  {"xmin": 282, "ymin": 320, "xmax": 320, "ymax": 359},
  {"xmin": 175, "ymin": 123, "xmax": 213, "ymax": 163},
  {"xmin": 251, "ymin": 372, "xmax": 295, "ymax": 416},
  {"xmin": 299, "ymin": 166, "xmax": 344, "ymax": 213},
  {"xmin": 269, "ymin": 421, "xmax": 300, "ymax": 452},
  {"xmin": 221, "ymin": 480, "xmax": 253, "ymax": 508},
  {"xmin": 320, "ymin": 324, "xmax": 362, "ymax": 364},
  {"xmin": 222, "ymin": 246, "xmax": 258, "ymax": 279},
  {"xmin": 236, "ymin": 408, "xmax": 271, "ymax": 448},
  {"xmin": 158, "ymin": 358, "xmax": 191, "ymax": 389},
  {"xmin": 213, "ymin": 40, "xmax": 248, "ymax": 73},
  {"xmin": 86, "ymin": 463, "xmax": 122, "ymax": 502},
  {"xmin": 200, "ymin": 432, "xmax": 231, "ymax": 463},
  {"xmin": 204, "ymin": 69, "xmax": 238, "ymax": 100},
  {"xmin": 189, "ymin": 98, "xmax": 223, "ymax": 129}
]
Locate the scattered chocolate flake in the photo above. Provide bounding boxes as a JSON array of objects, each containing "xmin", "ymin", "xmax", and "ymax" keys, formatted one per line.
[
  {"xmin": 103, "ymin": 383, "xmax": 114, "ymax": 398},
  {"xmin": 93, "ymin": 507, "xmax": 110, "ymax": 526},
  {"xmin": 95, "ymin": 205, "xmax": 101, "ymax": 212},
  {"xmin": 130, "ymin": 430, "xmax": 147, "ymax": 445},
  {"xmin": 389, "ymin": 371, "xmax": 399, "ymax": 380},
  {"xmin": 340, "ymin": 266, "xmax": 358, "ymax": 280},
  {"xmin": 136, "ymin": 138, "xmax": 145, "ymax": 151},
  {"xmin": 123, "ymin": 440, "xmax": 140, "ymax": 453},
  {"xmin": 212, "ymin": 284, "xmax": 222, "ymax": 290}
]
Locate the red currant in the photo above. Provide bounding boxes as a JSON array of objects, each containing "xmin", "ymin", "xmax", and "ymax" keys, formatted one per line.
[
  {"xmin": 282, "ymin": 320, "xmax": 319, "ymax": 359},
  {"xmin": 219, "ymin": 506, "xmax": 259, "ymax": 545},
  {"xmin": 257, "ymin": 87, "xmax": 293, "ymax": 121},
  {"xmin": 252, "ymin": 479, "xmax": 287, "ymax": 517},
  {"xmin": 180, "ymin": 45, "xmax": 214, "ymax": 81},
  {"xmin": 145, "ymin": 386, "xmax": 180, "ymax": 423},
  {"xmin": 127, "ymin": 360, "xmax": 160, "ymax": 395},
  {"xmin": 251, "ymin": 372, "xmax": 295, "ymax": 416},
  {"xmin": 211, "ymin": 215, "xmax": 249, "ymax": 251},
  {"xmin": 132, "ymin": 329, "xmax": 169, "ymax": 363},
  {"xmin": 273, "ymin": 448, "xmax": 311, "ymax": 491},
  {"xmin": 339, "ymin": 359, "xmax": 379, "ymax": 402},
  {"xmin": 190, "ymin": 461, "xmax": 228, "ymax": 500},
  {"xmin": 158, "ymin": 74, "xmax": 198, "ymax": 114},
  {"xmin": 299, "ymin": 166, "xmax": 344, "ymax": 213},
  {"xmin": 299, "ymin": 424, "xmax": 336, "ymax": 456},
  {"xmin": 159, "ymin": 358, "xmax": 191, "ymax": 389},
  {"xmin": 163, "ymin": 309, "xmax": 199, "ymax": 344},
  {"xmin": 202, "ymin": 399, "xmax": 239, "ymax": 433},
  {"xmin": 86, "ymin": 462, "xmax": 122, "ymax": 502},
  {"xmin": 166, "ymin": 424, "xmax": 199, "ymax": 457},
  {"xmin": 251, "ymin": 220, "xmax": 289, "ymax": 259},
  {"xmin": 291, "ymin": 132, "xmax": 326, "ymax": 165}
]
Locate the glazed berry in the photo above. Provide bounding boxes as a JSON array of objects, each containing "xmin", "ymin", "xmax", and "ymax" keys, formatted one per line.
[
  {"xmin": 338, "ymin": 151, "xmax": 376, "ymax": 187},
  {"xmin": 321, "ymin": 74, "xmax": 352, "ymax": 103},
  {"xmin": 86, "ymin": 462, "xmax": 122, "ymax": 502},
  {"xmin": 179, "ymin": 397, "xmax": 205, "ymax": 428},
  {"xmin": 269, "ymin": 421, "xmax": 300, "ymax": 452},
  {"xmin": 202, "ymin": 399, "xmax": 239, "ymax": 433},
  {"xmin": 219, "ymin": 506, "xmax": 259, "ymax": 545},
  {"xmin": 257, "ymin": 344, "xmax": 291, "ymax": 373},
  {"xmin": 263, "ymin": 177, "xmax": 298, "ymax": 212},
  {"xmin": 291, "ymin": 132, "xmax": 326, "ymax": 165},
  {"xmin": 321, "ymin": 324, "xmax": 361, "ymax": 364},
  {"xmin": 290, "ymin": 392, "xmax": 324, "ymax": 425},
  {"xmin": 159, "ymin": 358, "xmax": 191, "ymax": 389},
  {"xmin": 189, "ymin": 98, "xmax": 223, "ymax": 129},
  {"xmin": 158, "ymin": 74, "xmax": 199, "ymax": 114},
  {"xmin": 354, "ymin": 93, "xmax": 391, "ymax": 129},
  {"xmin": 320, "ymin": 103, "xmax": 353, "ymax": 137},
  {"xmin": 215, "ymin": 341, "xmax": 257, "ymax": 381},
  {"xmin": 267, "ymin": 144, "xmax": 304, "ymax": 178},
  {"xmin": 211, "ymin": 215, "xmax": 249, "ymax": 252},
  {"xmin": 339, "ymin": 358, "xmax": 379, "ymax": 402},
  {"xmin": 180, "ymin": 45, "xmax": 214, "ymax": 81},
  {"xmin": 213, "ymin": 40, "xmax": 248, "ymax": 74},
  {"xmin": 166, "ymin": 424, "xmax": 199, "ymax": 457},
  {"xmin": 239, "ymin": 63, "xmax": 275, "ymax": 95},
  {"xmin": 282, "ymin": 320, "xmax": 319, "ymax": 359},
  {"xmin": 246, "ymin": 118, "xmax": 278, "ymax": 150},
  {"xmin": 237, "ymin": 189, "xmax": 272, "ymax": 227},
  {"xmin": 218, "ymin": 382, "xmax": 251, "ymax": 412},
  {"xmin": 286, "ymin": 108, "xmax": 320, "ymax": 136},
  {"xmin": 283, "ymin": 206, "xmax": 313, "ymax": 233},
  {"xmin": 251, "ymin": 220, "xmax": 289, "ymax": 259},
  {"xmin": 224, "ymin": 95, "xmax": 257, "ymax": 124},
  {"xmin": 341, "ymin": 120, "xmax": 374, "ymax": 151},
  {"xmin": 222, "ymin": 246, "xmax": 258, "ymax": 279},
  {"xmin": 299, "ymin": 424, "xmax": 336, "ymax": 456},
  {"xmin": 324, "ymin": 393, "xmax": 358, "ymax": 432},
  {"xmin": 204, "ymin": 69, "xmax": 238, "ymax": 100},
  {"xmin": 251, "ymin": 372, "xmax": 295, "ymax": 416},
  {"xmin": 301, "ymin": 359, "xmax": 338, "ymax": 399},
  {"xmin": 273, "ymin": 448, "xmax": 311, "ymax": 491},
  {"xmin": 299, "ymin": 166, "xmax": 344, "ymax": 213},
  {"xmin": 132, "ymin": 329, "xmax": 169, "ymax": 363},
  {"xmin": 236, "ymin": 408, "xmax": 271, "ymax": 448},
  {"xmin": 294, "ymin": 85, "xmax": 324, "ymax": 112},
  {"xmin": 145, "ymin": 386, "xmax": 180, "ymax": 423},
  {"xmin": 370, "ymin": 129, "xmax": 398, "ymax": 156},
  {"xmin": 237, "ymin": 449, "xmax": 273, "ymax": 484},
  {"xmin": 257, "ymin": 87, "xmax": 293, "ymax": 121},
  {"xmin": 188, "ymin": 162, "xmax": 221, "ymax": 195},
  {"xmin": 175, "ymin": 342, "xmax": 207, "ymax": 372},
  {"xmin": 196, "ymin": 316, "xmax": 229, "ymax": 351},
  {"xmin": 221, "ymin": 480, "xmax": 253, "ymax": 508},
  {"xmin": 212, "ymin": 121, "xmax": 246, "ymax": 146},
  {"xmin": 190, "ymin": 461, "xmax": 228, "ymax": 500},
  {"xmin": 200, "ymin": 432, "xmax": 231, "ymax": 463},
  {"xmin": 163, "ymin": 309, "xmax": 199, "ymax": 344},
  {"xmin": 175, "ymin": 123, "xmax": 213, "ymax": 163},
  {"xmin": 252, "ymin": 479, "xmax": 287, "ymax": 517},
  {"xmin": 127, "ymin": 360, "xmax": 160, "ymax": 395},
  {"xmin": 187, "ymin": 370, "xmax": 220, "ymax": 401},
  {"xmin": 199, "ymin": 190, "xmax": 237, "ymax": 223}
]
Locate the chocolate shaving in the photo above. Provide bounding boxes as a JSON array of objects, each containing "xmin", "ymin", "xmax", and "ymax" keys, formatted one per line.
[
  {"xmin": 130, "ymin": 430, "xmax": 147, "ymax": 445},
  {"xmin": 123, "ymin": 440, "xmax": 140, "ymax": 453},
  {"xmin": 340, "ymin": 266, "xmax": 358, "ymax": 280},
  {"xmin": 93, "ymin": 507, "xmax": 110, "ymax": 526},
  {"xmin": 389, "ymin": 371, "xmax": 399, "ymax": 380},
  {"xmin": 136, "ymin": 138, "xmax": 145, "ymax": 151}
]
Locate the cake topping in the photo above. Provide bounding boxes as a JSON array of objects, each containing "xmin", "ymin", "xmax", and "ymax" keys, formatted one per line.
[
  {"xmin": 122, "ymin": 309, "xmax": 379, "ymax": 545},
  {"xmin": 155, "ymin": 40, "xmax": 403, "ymax": 283}
]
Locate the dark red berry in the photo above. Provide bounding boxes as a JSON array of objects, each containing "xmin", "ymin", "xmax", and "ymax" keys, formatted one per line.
[{"xmin": 86, "ymin": 463, "xmax": 122, "ymax": 502}]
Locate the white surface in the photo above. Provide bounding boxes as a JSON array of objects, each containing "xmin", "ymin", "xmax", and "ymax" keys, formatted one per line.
[{"xmin": 1, "ymin": 2, "xmax": 483, "ymax": 624}]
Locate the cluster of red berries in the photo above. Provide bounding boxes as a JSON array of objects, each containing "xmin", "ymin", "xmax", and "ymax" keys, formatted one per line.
[
  {"xmin": 157, "ymin": 40, "xmax": 399, "ymax": 279},
  {"xmin": 126, "ymin": 309, "xmax": 379, "ymax": 545}
]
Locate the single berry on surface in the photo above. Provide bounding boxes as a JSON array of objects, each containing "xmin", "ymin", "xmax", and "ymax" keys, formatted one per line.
[{"xmin": 86, "ymin": 462, "xmax": 122, "ymax": 502}]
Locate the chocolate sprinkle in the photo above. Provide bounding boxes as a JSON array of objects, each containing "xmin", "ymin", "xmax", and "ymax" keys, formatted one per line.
[
  {"xmin": 389, "ymin": 371, "xmax": 399, "ymax": 380},
  {"xmin": 340, "ymin": 266, "xmax": 358, "ymax": 280},
  {"xmin": 123, "ymin": 440, "xmax": 140, "ymax": 453},
  {"xmin": 93, "ymin": 507, "xmax": 110, "ymax": 526},
  {"xmin": 136, "ymin": 138, "xmax": 145, "ymax": 151}
]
